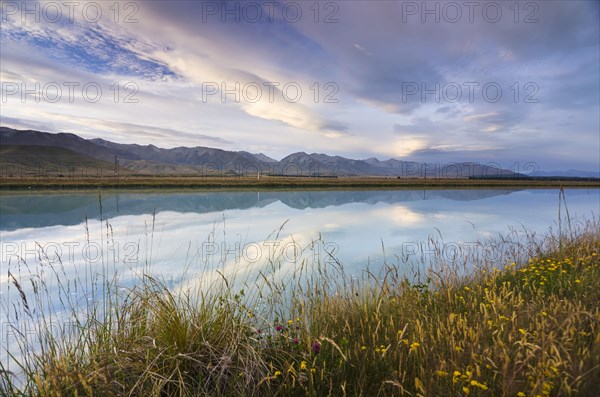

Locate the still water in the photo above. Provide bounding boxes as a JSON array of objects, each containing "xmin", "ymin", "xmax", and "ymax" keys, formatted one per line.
[{"xmin": 1, "ymin": 188, "xmax": 599, "ymax": 282}]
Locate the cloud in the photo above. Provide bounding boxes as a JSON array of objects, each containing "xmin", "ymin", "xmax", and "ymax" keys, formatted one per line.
[
  {"xmin": 126, "ymin": 1, "xmax": 348, "ymax": 135},
  {"xmin": 375, "ymin": 136, "xmax": 429, "ymax": 158},
  {"xmin": 463, "ymin": 113, "xmax": 499, "ymax": 122},
  {"xmin": 0, "ymin": 0, "xmax": 598, "ymax": 170},
  {"xmin": 0, "ymin": 2, "xmax": 175, "ymax": 79}
]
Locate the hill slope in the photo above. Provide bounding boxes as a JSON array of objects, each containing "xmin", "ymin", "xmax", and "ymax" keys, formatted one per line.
[{"xmin": 0, "ymin": 145, "xmax": 117, "ymax": 178}]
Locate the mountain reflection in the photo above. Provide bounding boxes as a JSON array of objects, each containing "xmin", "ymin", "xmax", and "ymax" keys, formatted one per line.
[{"xmin": 0, "ymin": 189, "xmax": 522, "ymax": 230}]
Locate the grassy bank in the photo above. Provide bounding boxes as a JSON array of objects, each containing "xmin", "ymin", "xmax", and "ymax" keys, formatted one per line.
[
  {"xmin": 1, "ymin": 176, "xmax": 600, "ymax": 190},
  {"xmin": 1, "ymin": 220, "xmax": 599, "ymax": 396}
]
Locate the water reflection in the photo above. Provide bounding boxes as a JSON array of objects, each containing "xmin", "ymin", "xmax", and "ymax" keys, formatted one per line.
[
  {"xmin": 1, "ymin": 189, "xmax": 598, "ymax": 275},
  {"xmin": 1, "ymin": 189, "xmax": 520, "ymax": 230}
]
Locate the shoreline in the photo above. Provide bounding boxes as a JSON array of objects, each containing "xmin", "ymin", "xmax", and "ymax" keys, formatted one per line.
[{"xmin": 1, "ymin": 177, "xmax": 599, "ymax": 190}]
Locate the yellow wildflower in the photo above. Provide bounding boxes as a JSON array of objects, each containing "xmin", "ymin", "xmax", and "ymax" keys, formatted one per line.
[{"xmin": 470, "ymin": 380, "xmax": 488, "ymax": 390}]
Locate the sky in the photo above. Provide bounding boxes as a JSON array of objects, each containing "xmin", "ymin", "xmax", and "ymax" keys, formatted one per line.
[{"xmin": 0, "ymin": 0, "xmax": 599, "ymax": 172}]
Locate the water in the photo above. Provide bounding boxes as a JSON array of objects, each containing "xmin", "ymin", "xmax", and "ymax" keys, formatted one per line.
[
  {"xmin": 0, "ymin": 187, "xmax": 598, "ymax": 380},
  {"xmin": 1, "ymin": 188, "xmax": 598, "ymax": 279}
]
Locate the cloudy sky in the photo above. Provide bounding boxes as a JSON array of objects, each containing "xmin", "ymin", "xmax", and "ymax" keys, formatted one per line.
[{"xmin": 1, "ymin": 0, "xmax": 599, "ymax": 171}]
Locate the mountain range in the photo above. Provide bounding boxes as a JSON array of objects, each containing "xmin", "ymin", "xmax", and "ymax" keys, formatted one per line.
[{"xmin": 0, "ymin": 127, "xmax": 591, "ymax": 178}]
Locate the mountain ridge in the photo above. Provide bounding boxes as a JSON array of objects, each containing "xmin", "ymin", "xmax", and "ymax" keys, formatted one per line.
[{"xmin": 0, "ymin": 127, "xmax": 551, "ymax": 178}]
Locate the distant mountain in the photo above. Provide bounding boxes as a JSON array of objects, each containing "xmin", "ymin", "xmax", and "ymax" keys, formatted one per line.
[
  {"xmin": 238, "ymin": 151, "xmax": 278, "ymax": 163},
  {"xmin": 278, "ymin": 152, "xmax": 376, "ymax": 176},
  {"xmin": 0, "ymin": 145, "xmax": 116, "ymax": 177},
  {"xmin": 89, "ymin": 138, "xmax": 274, "ymax": 170},
  {"xmin": 0, "ymin": 127, "xmax": 118, "ymax": 162},
  {"xmin": 533, "ymin": 170, "xmax": 600, "ymax": 178},
  {"xmin": 365, "ymin": 158, "xmax": 522, "ymax": 178},
  {"xmin": 1, "ymin": 127, "xmax": 525, "ymax": 177}
]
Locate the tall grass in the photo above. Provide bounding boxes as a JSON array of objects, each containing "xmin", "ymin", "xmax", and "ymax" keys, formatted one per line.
[{"xmin": 1, "ymin": 211, "xmax": 599, "ymax": 396}]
